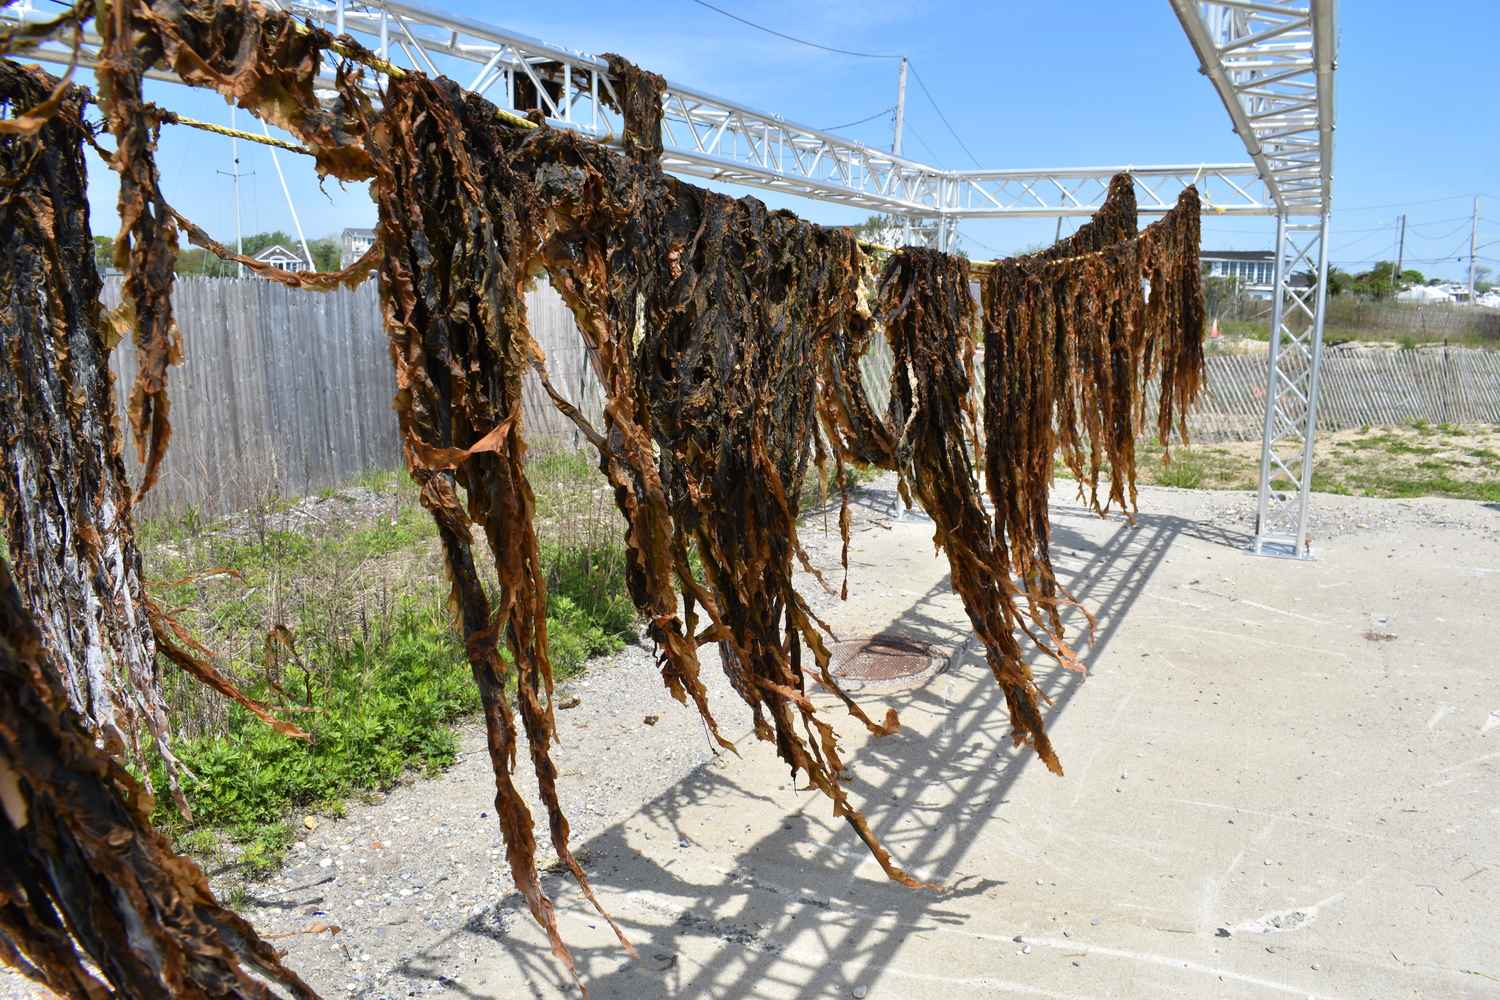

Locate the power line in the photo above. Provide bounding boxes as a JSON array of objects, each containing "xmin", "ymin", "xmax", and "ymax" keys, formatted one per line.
[
  {"xmin": 1329, "ymin": 229, "xmax": 1393, "ymax": 254},
  {"xmin": 1337, "ymin": 193, "xmax": 1500, "ymax": 211},
  {"xmin": 687, "ymin": 0, "xmax": 900, "ymax": 58},
  {"xmin": 822, "ymin": 107, "xmax": 894, "ymax": 132},
  {"xmin": 902, "ymin": 121, "xmax": 945, "ymax": 169},
  {"xmin": 1406, "ymin": 219, "xmax": 1473, "ymax": 241},
  {"xmin": 905, "ymin": 63, "xmax": 982, "ymax": 169},
  {"xmin": 686, "ymin": 2, "xmax": 985, "ymax": 169}
]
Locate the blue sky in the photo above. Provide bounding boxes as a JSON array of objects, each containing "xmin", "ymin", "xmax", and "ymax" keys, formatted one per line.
[{"xmin": 80, "ymin": 0, "xmax": 1495, "ymax": 282}]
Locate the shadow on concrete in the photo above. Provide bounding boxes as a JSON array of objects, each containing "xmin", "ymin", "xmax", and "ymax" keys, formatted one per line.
[{"xmin": 400, "ymin": 500, "xmax": 1207, "ymax": 998}]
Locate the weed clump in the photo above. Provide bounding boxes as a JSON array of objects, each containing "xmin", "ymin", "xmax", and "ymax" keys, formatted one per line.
[{"xmin": 137, "ymin": 461, "xmax": 635, "ymax": 871}]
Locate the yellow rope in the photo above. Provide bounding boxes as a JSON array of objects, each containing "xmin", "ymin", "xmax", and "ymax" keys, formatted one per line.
[
  {"xmin": 161, "ymin": 112, "xmax": 313, "ymax": 155},
  {"xmin": 495, "ymin": 106, "xmax": 538, "ymax": 130}
]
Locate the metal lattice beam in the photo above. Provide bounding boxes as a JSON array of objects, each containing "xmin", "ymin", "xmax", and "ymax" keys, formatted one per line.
[
  {"xmin": 1171, "ymin": 0, "xmax": 1337, "ymax": 559},
  {"xmin": 3, "ymin": 0, "xmax": 1273, "ymax": 223}
]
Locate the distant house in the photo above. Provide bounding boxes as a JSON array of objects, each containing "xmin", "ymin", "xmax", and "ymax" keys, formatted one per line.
[
  {"xmin": 341, "ymin": 227, "xmax": 377, "ymax": 268},
  {"xmin": 1200, "ymin": 250, "xmax": 1278, "ymax": 299},
  {"xmin": 252, "ymin": 244, "xmax": 310, "ymax": 272}
]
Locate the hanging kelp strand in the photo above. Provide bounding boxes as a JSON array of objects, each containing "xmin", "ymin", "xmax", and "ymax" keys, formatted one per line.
[
  {"xmin": 877, "ymin": 247, "xmax": 1083, "ymax": 773},
  {"xmin": 0, "ymin": 58, "xmax": 320, "ymax": 1000},
  {"xmin": 981, "ymin": 182, "xmax": 1205, "ymax": 616}
]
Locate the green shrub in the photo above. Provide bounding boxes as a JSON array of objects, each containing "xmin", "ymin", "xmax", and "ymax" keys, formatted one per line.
[
  {"xmin": 153, "ymin": 597, "xmax": 477, "ymax": 842},
  {"xmin": 143, "ymin": 463, "xmax": 641, "ymax": 871}
]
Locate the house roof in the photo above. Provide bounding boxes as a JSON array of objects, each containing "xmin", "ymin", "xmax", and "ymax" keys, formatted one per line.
[
  {"xmin": 1200, "ymin": 250, "xmax": 1276, "ymax": 262},
  {"xmin": 342, "ymin": 228, "xmax": 377, "ymax": 239},
  {"xmin": 252, "ymin": 243, "xmax": 307, "ymax": 264}
]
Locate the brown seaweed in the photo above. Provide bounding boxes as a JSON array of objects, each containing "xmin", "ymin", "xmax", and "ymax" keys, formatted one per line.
[
  {"xmin": 982, "ymin": 183, "xmax": 1204, "ymax": 619},
  {"xmin": 0, "ymin": 59, "xmax": 319, "ymax": 1000},
  {"xmin": 0, "ymin": 557, "xmax": 323, "ymax": 1000},
  {"xmin": 365, "ymin": 73, "xmax": 635, "ymax": 994},
  {"xmin": 877, "ymin": 247, "xmax": 1081, "ymax": 773},
  {"xmin": 0, "ymin": 3, "xmax": 1206, "ymax": 995},
  {"xmin": 0, "ymin": 59, "xmax": 182, "ymax": 801},
  {"xmin": 96, "ymin": 0, "xmax": 180, "ymax": 501}
]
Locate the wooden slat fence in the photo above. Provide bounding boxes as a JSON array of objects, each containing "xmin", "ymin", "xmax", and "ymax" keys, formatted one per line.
[
  {"xmin": 105, "ymin": 277, "xmax": 1500, "ymax": 514},
  {"xmin": 105, "ymin": 276, "xmax": 400, "ymax": 515},
  {"xmin": 1147, "ymin": 348, "xmax": 1500, "ymax": 443}
]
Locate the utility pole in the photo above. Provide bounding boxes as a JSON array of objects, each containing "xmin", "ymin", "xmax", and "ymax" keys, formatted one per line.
[
  {"xmin": 215, "ymin": 105, "xmax": 249, "ymax": 278},
  {"xmin": 891, "ymin": 57, "xmax": 908, "ymax": 156},
  {"xmin": 1395, "ymin": 214, "xmax": 1405, "ymax": 293},
  {"xmin": 1469, "ymin": 195, "xmax": 1479, "ymax": 303}
]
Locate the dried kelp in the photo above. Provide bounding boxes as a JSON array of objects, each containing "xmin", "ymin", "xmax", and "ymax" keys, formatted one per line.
[
  {"xmin": 0, "ymin": 61, "xmax": 319, "ymax": 1000},
  {"xmin": 365, "ymin": 73, "xmax": 633, "ymax": 993},
  {"xmin": 0, "ymin": 3, "xmax": 1207, "ymax": 996},
  {"xmin": 96, "ymin": 0, "xmax": 180, "ymax": 500},
  {"xmin": 0, "ymin": 59, "xmax": 179, "ymax": 795},
  {"xmin": 600, "ymin": 53, "xmax": 664, "ymax": 163},
  {"xmin": 1033, "ymin": 172, "xmax": 1138, "ymax": 260},
  {"xmin": 878, "ymin": 247, "xmax": 1081, "ymax": 773},
  {"xmin": 0, "ymin": 558, "xmax": 323, "ymax": 1000},
  {"xmin": 982, "ymin": 183, "xmax": 1205, "ymax": 615},
  {"xmin": 171, "ymin": 205, "xmax": 381, "ymax": 290},
  {"xmin": 95, "ymin": 0, "xmax": 376, "ymax": 498},
  {"xmin": 1137, "ymin": 192, "xmax": 1206, "ymax": 449},
  {"xmin": 521, "ymin": 109, "xmax": 919, "ymax": 880}
]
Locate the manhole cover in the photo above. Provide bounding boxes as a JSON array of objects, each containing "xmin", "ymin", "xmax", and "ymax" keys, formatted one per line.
[{"xmin": 827, "ymin": 635, "xmax": 933, "ymax": 682}]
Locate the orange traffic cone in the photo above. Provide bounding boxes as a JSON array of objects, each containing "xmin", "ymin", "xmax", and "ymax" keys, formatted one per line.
[{"xmin": 1209, "ymin": 317, "xmax": 1220, "ymax": 338}]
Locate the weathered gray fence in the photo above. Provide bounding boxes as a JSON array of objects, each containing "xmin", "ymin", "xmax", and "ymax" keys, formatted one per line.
[
  {"xmin": 105, "ymin": 276, "xmax": 400, "ymax": 515},
  {"xmin": 1323, "ymin": 299, "xmax": 1500, "ymax": 341},
  {"xmin": 1152, "ymin": 348, "xmax": 1500, "ymax": 443},
  {"xmin": 105, "ymin": 276, "xmax": 1498, "ymax": 513},
  {"xmin": 106, "ymin": 279, "xmax": 628, "ymax": 514}
]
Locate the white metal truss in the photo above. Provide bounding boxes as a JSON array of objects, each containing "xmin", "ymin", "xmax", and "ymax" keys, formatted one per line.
[
  {"xmin": 4, "ymin": 0, "xmax": 1271, "ymax": 224},
  {"xmin": 1171, "ymin": 0, "xmax": 1336, "ymax": 559}
]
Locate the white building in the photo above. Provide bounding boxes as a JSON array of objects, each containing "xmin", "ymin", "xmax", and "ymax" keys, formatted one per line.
[
  {"xmin": 1395, "ymin": 285, "xmax": 1456, "ymax": 305},
  {"xmin": 1200, "ymin": 250, "xmax": 1280, "ymax": 299},
  {"xmin": 341, "ymin": 228, "xmax": 377, "ymax": 268},
  {"xmin": 1194, "ymin": 248, "xmax": 1302, "ymax": 299},
  {"xmin": 252, "ymin": 244, "xmax": 310, "ymax": 272}
]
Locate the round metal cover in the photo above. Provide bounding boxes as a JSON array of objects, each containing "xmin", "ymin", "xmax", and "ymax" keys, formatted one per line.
[{"xmin": 827, "ymin": 635, "xmax": 934, "ymax": 683}]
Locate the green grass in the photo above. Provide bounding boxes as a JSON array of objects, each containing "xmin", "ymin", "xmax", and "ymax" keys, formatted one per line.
[
  {"xmin": 1053, "ymin": 421, "xmax": 1500, "ymax": 502},
  {"xmin": 140, "ymin": 457, "xmax": 637, "ymax": 876}
]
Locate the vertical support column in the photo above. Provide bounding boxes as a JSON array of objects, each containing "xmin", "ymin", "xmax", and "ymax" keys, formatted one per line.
[{"xmin": 1250, "ymin": 211, "xmax": 1330, "ymax": 559}]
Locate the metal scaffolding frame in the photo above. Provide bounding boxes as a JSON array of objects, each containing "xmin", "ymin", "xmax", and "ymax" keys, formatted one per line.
[
  {"xmin": 1172, "ymin": 0, "xmax": 1336, "ymax": 559},
  {"xmin": 4, "ymin": 0, "xmax": 1280, "ymax": 222},
  {"xmin": 5, "ymin": 0, "xmax": 1335, "ymax": 554}
]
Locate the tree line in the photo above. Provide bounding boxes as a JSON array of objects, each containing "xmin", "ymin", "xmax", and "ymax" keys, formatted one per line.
[{"xmin": 92, "ymin": 230, "xmax": 343, "ymax": 277}]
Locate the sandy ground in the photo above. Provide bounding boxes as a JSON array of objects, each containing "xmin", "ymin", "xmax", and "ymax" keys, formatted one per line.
[{"xmin": 6, "ymin": 476, "xmax": 1499, "ymax": 1000}]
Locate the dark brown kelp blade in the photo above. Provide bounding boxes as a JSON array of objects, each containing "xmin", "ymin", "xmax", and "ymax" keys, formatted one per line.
[
  {"xmin": 0, "ymin": 557, "xmax": 323, "ymax": 1000},
  {"xmin": 0, "ymin": 59, "xmax": 192, "ymax": 807},
  {"xmin": 878, "ymin": 246, "xmax": 1080, "ymax": 774}
]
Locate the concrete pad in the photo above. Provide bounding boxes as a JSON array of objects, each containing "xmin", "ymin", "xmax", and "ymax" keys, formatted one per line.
[{"xmin": 460, "ymin": 480, "xmax": 1499, "ymax": 1000}]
